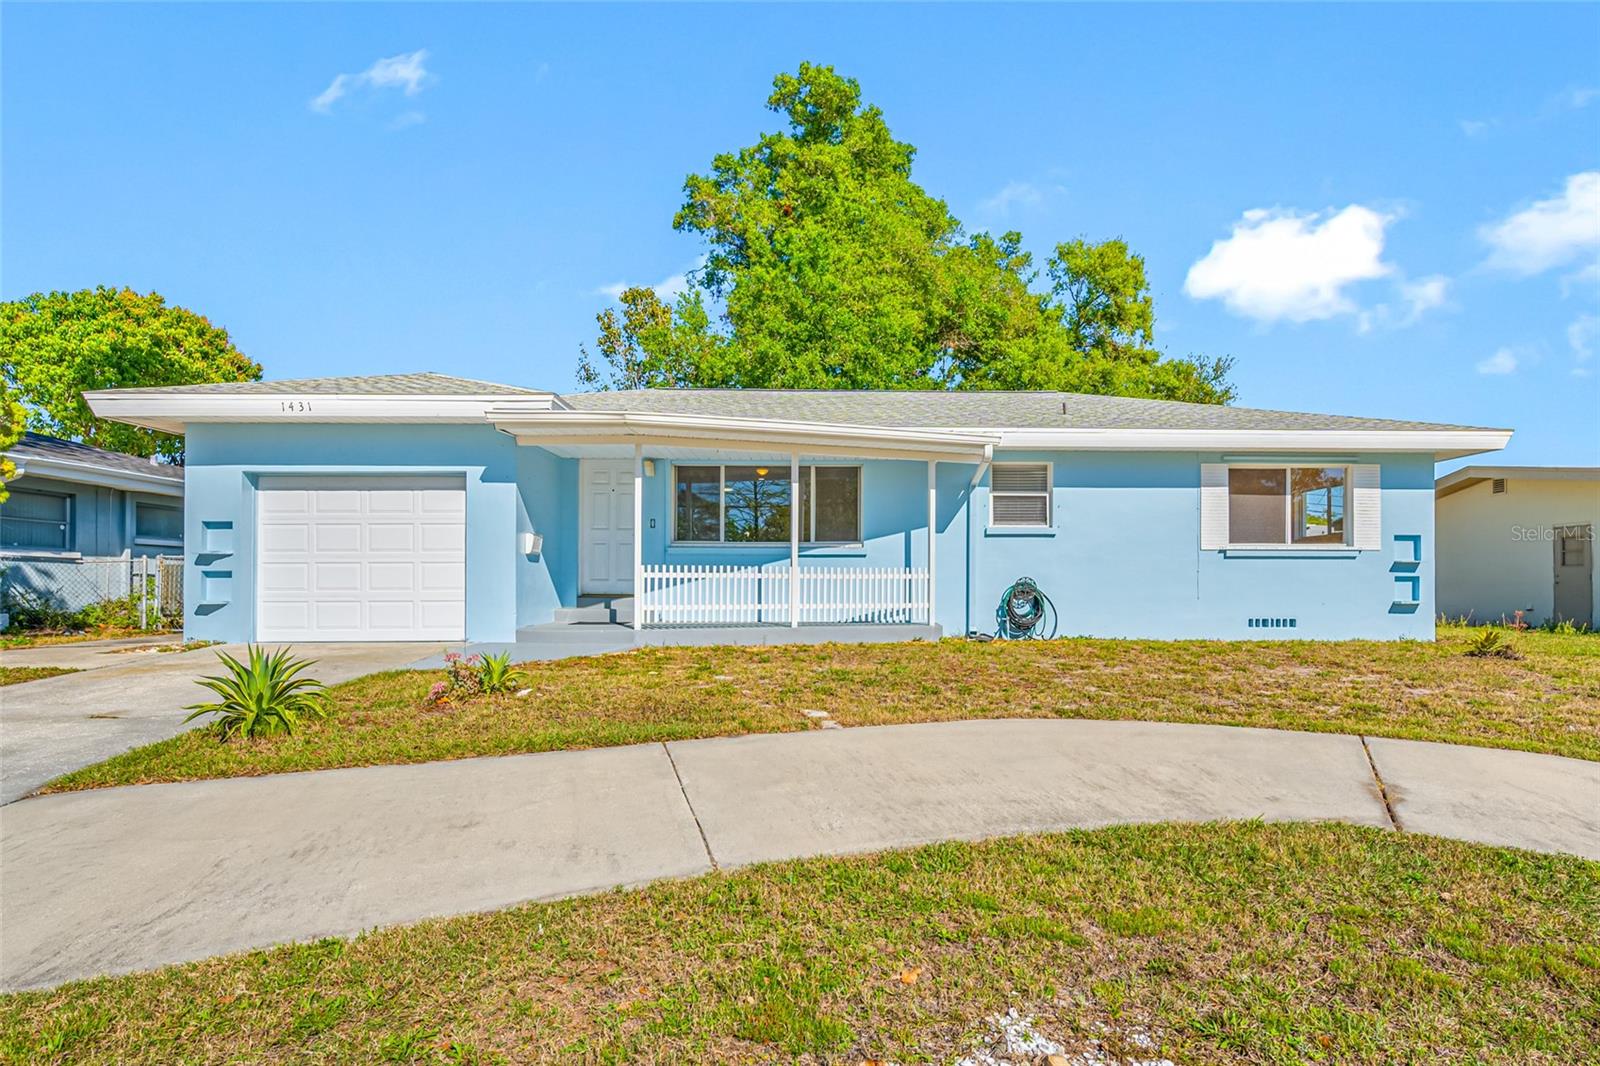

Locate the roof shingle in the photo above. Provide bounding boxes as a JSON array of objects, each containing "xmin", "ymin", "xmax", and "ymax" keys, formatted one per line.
[
  {"xmin": 126, "ymin": 372, "xmax": 549, "ymax": 397},
  {"xmin": 5, "ymin": 433, "xmax": 184, "ymax": 481}
]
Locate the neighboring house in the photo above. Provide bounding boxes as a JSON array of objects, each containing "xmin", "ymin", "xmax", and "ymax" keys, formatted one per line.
[
  {"xmin": 0, "ymin": 433, "xmax": 184, "ymax": 558},
  {"xmin": 85, "ymin": 373, "xmax": 1510, "ymax": 644},
  {"xmin": 1436, "ymin": 466, "xmax": 1598, "ymax": 628}
]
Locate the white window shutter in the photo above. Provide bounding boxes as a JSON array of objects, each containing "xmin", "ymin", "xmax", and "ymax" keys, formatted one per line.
[
  {"xmin": 1352, "ymin": 464, "xmax": 1382, "ymax": 550},
  {"xmin": 1199, "ymin": 463, "xmax": 1229, "ymax": 550}
]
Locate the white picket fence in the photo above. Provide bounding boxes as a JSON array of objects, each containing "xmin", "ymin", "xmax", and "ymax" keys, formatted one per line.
[{"xmin": 638, "ymin": 565, "xmax": 930, "ymax": 627}]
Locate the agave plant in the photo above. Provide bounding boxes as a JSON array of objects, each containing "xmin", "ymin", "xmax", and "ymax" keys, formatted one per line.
[
  {"xmin": 477, "ymin": 651, "xmax": 528, "ymax": 695},
  {"xmin": 184, "ymin": 645, "xmax": 330, "ymax": 739}
]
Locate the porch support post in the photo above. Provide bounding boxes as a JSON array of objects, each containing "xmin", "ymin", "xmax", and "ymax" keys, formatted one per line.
[
  {"xmin": 632, "ymin": 443, "xmax": 643, "ymax": 632},
  {"xmin": 927, "ymin": 460, "xmax": 938, "ymax": 627},
  {"xmin": 789, "ymin": 450, "xmax": 800, "ymax": 627}
]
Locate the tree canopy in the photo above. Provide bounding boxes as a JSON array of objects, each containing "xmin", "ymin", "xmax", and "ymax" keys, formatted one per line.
[
  {"xmin": 580, "ymin": 63, "xmax": 1233, "ymax": 403},
  {"xmin": 1, "ymin": 287, "xmax": 261, "ymax": 460}
]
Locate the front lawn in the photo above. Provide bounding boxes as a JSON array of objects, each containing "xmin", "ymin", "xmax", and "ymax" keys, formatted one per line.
[
  {"xmin": 43, "ymin": 624, "xmax": 1600, "ymax": 793},
  {"xmin": 2, "ymin": 822, "xmax": 1594, "ymax": 1063},
  {"xmin": 0, "ymin": 666, "xmax": 78, "ymax": 686}
]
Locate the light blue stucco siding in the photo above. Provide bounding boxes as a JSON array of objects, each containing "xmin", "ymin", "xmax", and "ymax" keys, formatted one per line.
[
  {"xmin": 180, "ymin": 424, "xmax": 576, "ymax": 643},
  {"xmin": 179, "ymin": 425, "xmax": 1434, "ymax": 643},
  {"xmin": 961, "ymin": 451, "xmax": 1435, "ymax": 640}
]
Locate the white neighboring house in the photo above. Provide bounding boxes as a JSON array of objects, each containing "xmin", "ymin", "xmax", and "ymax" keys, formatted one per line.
[{"xmin": 1435, "ymin": 466, "xmax": 1598, "ymax": 628}]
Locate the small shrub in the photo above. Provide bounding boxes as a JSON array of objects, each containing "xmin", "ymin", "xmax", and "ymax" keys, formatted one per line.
[
  {"xmin": 184, "ymin": 646, "xmax": 330, "ymax": 739},
  {"xmin": 478, "ymin": 651, "xmax": 528, "ymax": 695},
  {"xmin": 427, "ymin": 651, "xmax": 529, "ymax": 704},
  {"xmin": 1539, "ymin": 617, "xmax": 1589, "ymax": 635},
  {"xmin": 1464, "ymin": 628, "xmax": 1522, "ymax": 660}
]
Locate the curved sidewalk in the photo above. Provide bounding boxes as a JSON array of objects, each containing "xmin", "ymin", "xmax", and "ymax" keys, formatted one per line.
[{"xmin": 2, "ymin": 719, "xmax": 1596, "ymax": 991}]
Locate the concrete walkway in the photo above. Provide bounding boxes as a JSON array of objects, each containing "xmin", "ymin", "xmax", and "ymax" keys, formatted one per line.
[
  {"xmin": 0, "ymin": 642, "xmax": 447, "ymax": 804},
  {"xmin": 1, "ymin": 719, "xmax": 1595, "ymax": 991}
]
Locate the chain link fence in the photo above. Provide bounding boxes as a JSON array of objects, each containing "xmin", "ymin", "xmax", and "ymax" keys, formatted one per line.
[{"xmin": 0, "ymin": 554, "xmax": 184, "ymax": 632}]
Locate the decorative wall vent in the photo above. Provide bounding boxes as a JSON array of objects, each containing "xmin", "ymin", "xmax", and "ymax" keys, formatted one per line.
[
  {"xmin": 1491, "ymin": 478, "xmax": 1507, "ymax": 494},
  {"xmin": 1247, "ymin": 617, "xmax": 1297, "ymax": 629}
]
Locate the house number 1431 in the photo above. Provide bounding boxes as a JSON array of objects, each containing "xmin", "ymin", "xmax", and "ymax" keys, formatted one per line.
[{"xmin": 280, "ymin": 401, "xmax": 312, "ymax": 412}]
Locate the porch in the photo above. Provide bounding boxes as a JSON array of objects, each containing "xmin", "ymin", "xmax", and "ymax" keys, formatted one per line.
[{"xmin": 488, "ymin": 402, "xmax": 999, "ymax": 636}]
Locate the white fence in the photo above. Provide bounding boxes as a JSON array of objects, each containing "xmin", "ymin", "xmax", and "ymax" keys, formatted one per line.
[
  {"xmin": 638, "ymin": 565, "xmax": 930, "ymax": 627},
  {"xmin": 0, "ymin": 554, "xmax": 183, "ymax": 630}
]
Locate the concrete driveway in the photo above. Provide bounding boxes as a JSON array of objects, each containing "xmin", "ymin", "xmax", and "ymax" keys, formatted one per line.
[
  {"xmin": 0, "ymin": 641, "xmax": 446, "ymax": 804},
  {"xmin": 2, "ymin": 718, "xmax": 1595, "ymax": 991}
]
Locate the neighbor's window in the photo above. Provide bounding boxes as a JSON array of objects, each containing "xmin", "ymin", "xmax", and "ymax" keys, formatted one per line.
[
  {"xmin": 673, "ymin": 464, "xmax": 861, "ymax": 543},
  {"xmin": 990, "ymin": 463, "xmax": 1051, "ymax": 527},
  {"xmin": 0, "ymin": 489, "xmax": 71, "ymax": 551},
  {"xmin": 134, "ymin": 501, "xmax": 183, "ymax": 544},
  {"xmin": 1228, "ymin": 466, "xmax": 1347, "ymax": 546}
]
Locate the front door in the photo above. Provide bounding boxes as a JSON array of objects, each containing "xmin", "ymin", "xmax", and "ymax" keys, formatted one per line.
[
  {"xmin": 579, "ymin": 459, "xmax": 636, "ymax": 595},
  {"xmin": 1553, "ymin": 523, "xmax": 1594, "ymax": 626}
]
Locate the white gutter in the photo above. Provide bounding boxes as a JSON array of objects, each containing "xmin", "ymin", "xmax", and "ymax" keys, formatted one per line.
[
  {"xmin": 83, "ymin": 390, "xmax": 561, "ymax": 434},
  {"xmin": 4, "ymin": 455, "xmax": 184, "ymax": 496}
]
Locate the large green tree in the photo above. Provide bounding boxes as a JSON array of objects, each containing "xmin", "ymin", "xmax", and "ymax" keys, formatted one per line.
[
  {"xmin": 0, "ymin": 383, "xmax": 23, "ymax": 504},
  {"xmin": 580, "ymin": 63, "xmax": 1233, "ymax": 403},
  {"xmin": 1, "ymin": 287, "xmax": 261, "ymax": 460}
]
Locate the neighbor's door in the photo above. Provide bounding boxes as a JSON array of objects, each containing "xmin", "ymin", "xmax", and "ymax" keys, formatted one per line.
[
  {"xmin": 579, "ymin": 459, "xmax": 636, "ymax": 595},
  {"xmin": 1553, "ymin": 524, "xmax": 1594, "ymax": 626}
]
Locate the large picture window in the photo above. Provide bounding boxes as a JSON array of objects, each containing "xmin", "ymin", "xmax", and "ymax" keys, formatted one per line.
[
  {"xmin": 1227, "ymin": 466, "xmax": 1347, "ymax": 546},
  {"xmin": 673, "ymin": 464, "xmax": 861, "ymax": 544},
  {"xmin": 0, "ymin": 489, "xmax": 71, "ymax": 551}
]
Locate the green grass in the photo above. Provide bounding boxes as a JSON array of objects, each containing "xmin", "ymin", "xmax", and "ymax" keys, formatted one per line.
[
  {"xmin": 0, "ymin": 666, "xmax": 78, "ymax": 686},
  {"xmin": 44, "ymin": 623, "xmax": 1600, "ymax": 794},
  {"xmin": 1, "ymin": 822, "xmax": 1594, "ymax": 1063}
]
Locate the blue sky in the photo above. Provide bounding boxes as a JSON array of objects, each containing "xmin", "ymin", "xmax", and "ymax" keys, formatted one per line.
[{"xmin": 4, "ymin": 3, "xmax": 1597, "ymax": 472}]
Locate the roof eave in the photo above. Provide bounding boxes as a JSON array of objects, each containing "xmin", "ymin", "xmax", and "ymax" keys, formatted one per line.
[
  {"xmin": 993, "ymin": 427, "xmax": 1512, "ymax": 460},
  {"xmin": 5, "ymin": 454, "xmax": 184, "ymax": 496},
  {"xmin": 84, "ymin": 389, "xmax": 563, "ymax": 433}
]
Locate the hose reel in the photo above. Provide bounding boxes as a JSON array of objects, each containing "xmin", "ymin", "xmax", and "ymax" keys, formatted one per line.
[{"xmin": 997, "ymin": 576, "xmax": 1055, "ymax": 639}]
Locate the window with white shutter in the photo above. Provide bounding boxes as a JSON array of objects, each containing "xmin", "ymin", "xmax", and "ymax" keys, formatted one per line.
[
  {"xmin": 990, "ymin": 463, "xmax": 1051, "ymax": 527},
  {"xmin": 1199, "ymin": 463, "xmax": 1378, "ymax": 550}
]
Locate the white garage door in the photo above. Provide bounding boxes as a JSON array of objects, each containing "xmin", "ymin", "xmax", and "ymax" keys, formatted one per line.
[{"xmin": 257, "ymin": 476, "xmax": 466, "ymax": 642}]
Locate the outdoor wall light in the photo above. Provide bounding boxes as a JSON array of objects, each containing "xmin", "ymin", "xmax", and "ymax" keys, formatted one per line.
[
  {"xmin": 643, "ymin": 459, "xmax": 656, "ymax": 477},
  {"xmin": 520, "ymin": 531, "xmax": 543, "ymax": 555}
]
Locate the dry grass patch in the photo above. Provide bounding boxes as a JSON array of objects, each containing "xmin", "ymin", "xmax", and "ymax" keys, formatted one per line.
[
  {"xmin": 1, "ymin": 822, "xmax": 1595, "ymax": 1063},
  {"xmin": 41, "ymin": 624, "xmax": 1600, "ymax": 793},
  {"xmin": 0, "ymin": 666, "xmax": 78, "ymax": 687}
]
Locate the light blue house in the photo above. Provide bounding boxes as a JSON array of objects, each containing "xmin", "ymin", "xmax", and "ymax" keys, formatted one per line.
[{"xmin": 86, "ymin": 373, "xmax": 1509, "ymax": 645}]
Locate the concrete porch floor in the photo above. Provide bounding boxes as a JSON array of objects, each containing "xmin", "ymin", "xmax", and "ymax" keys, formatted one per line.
[{"xmin": 407, "ymin": 619, "xmax": 942, "ymax": 668}]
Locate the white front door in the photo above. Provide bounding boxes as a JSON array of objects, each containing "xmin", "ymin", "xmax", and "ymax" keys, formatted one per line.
[
  {"xmin": 256, "ymin": 475, "xmax": 467, "ymax": 642},
  {"xmin": 579, "ymin": 459, "xmax": 636, "ymax": 595}
]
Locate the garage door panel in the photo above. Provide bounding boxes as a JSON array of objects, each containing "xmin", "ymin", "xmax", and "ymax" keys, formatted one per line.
[
  {"xmin": 368, "ymin": 563, "xmax": 416, "ymax": 591},
  {"xmin": 259, "ymin": 490, "xmax": 309, "ymax": 514},
  {"xmin": 420, "ymin": 523, "xmax": 466, "ymax": 553},
  {"xmin": 259, "ymin": 524, "xmax": 310, "ymax": 552},
  {"xmin": 420, "ymin": 490, "xmax": 466, "ymax": 514},
  {"xmin": 313, "ymin": 491, "xmax": 363, "ymax": 514},
  {"xmin": 420, "ymin": 562, "xmax": 464, "ymax": 590},
  {"xmin": 313, "ymin": 563, "xmax": 363, "ymax": 591},
  {"xmin": 260, "ymin": 601, "xmax": 311, "ymax": 630},
  {"xmin": 257, "ymin": 477, "xmax": 465, "ymax": 642},
  {"xmin": 260, "ymin": 563, "xmax": 310, "ymax": 592},
  {"xmin": 367, "ymin": 523, "xmax": 416, "ymax": 553},
  {"xmin": 314, "ymin": 523, "xmax": 363, "ymax": 552},
  {"xmin": 420, "ymin": 601, "xmax": 465, "ymax": 629}
]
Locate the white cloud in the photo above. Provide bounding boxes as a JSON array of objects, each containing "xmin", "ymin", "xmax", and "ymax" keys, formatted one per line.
[
  {"xmin": 1561, "ymin": 86, "xmax": 1600, "ymax": 110},
  {"xmin": 1458, "ymin": 118, "xmax": 1495, "ymax": 137},
  {"xmin": 1476, "ymin": 347, "xmax": 1519, "ymax": 375},
  {"xmin": 1357, "ymin": 274, "xmax": 1453, "ymax": 334},
  {"xmin": 978, "ymin": 181, "xmax": 1052, "ymax": 216},
  {"xmin": 1569, "ymin": 312, "xmax": 1599, "ymax": 363},
  {"xmin": 1479, "ymin": 171, "xmax": 1600, "ymax": 275},
  {"xmin": 388, "ymin": 110, "xmax": 426, "ymax": 131},
  {"xmin": 1184, "ymin": 205, "xmax": 1394, "ymax": 323},
  {"xmin": 311, "ymin": 49, "xmax": 432, "ymax": 114},
  {"xmin": 595, "ymin": 266, "xmax": 694, "ymax": 304}
]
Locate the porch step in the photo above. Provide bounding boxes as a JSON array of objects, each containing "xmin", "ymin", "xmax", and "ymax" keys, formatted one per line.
[{"xmin": 553, "ymin": 597, "xmax": 634, "ymax": 625}]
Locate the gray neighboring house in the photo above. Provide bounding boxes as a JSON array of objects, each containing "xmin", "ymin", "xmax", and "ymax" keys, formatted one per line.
[
  {"xmin": 1, "ymin": 434, "xmax": 184, "ymax": 624},
  {"xmin": 1, "ymin": 433, "xmax": 184, "ymax": 558}
]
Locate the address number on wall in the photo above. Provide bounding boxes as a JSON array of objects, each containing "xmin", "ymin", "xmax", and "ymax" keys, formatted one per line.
[{"xmin": 279, "ymin": 400, "xmax": 313, "ymax": 413}]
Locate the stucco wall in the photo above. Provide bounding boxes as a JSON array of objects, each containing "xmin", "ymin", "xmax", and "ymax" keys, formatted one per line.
[
  {"xmin": 180, "ymin": 423, "xmax": 1440, "ymax": 643},
  {"xmin": 1436, "ymin": 477, "xmax": 1599, "ymax": 626}
]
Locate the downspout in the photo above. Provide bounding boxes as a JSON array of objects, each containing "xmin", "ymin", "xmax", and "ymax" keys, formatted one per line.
[{"xmin": 965, "ymin": 446, "xmax": 992, "ymax": 637}]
